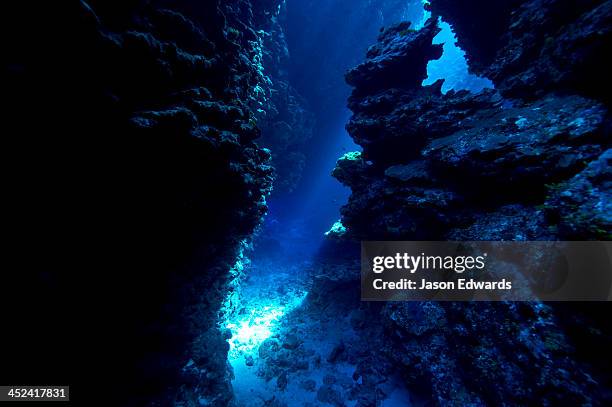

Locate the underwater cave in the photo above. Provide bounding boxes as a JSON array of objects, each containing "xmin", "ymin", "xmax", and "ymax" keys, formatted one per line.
[{"xmin": 2, "ymin": 0, "xmax": 612, "ymax": 406}]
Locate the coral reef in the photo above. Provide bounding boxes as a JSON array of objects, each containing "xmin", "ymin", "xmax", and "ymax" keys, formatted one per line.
[
  {"xmin": 333, "ymin": 1, "xmax": 611, "ymax": 404},
  {"xmin": 242, "ymin": 256, "xmax": 400, "ymax": 407},
  {"xmin": 3, "ymin": 1, "xmax": 610, "ymax": 405},
  {"xmin": 255, "ymin": 5, "xmax": 315, "ymax": 193},
  {"xmin": 336, "ymin": 7, "xmax": 610, "ymax": 243},
  {"xmin": 3, "ymin": 0, "xmax": 280, "ymax": 405},
  {"xmin": 428, "ymin": 0, "xmax": 612, "ymax": 101}
]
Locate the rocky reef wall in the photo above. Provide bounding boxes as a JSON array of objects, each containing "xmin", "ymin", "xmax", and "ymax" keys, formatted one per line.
[
  {"xmin": 3, "ymin": 0, "xmax": 284, "ymax": 405},
  {"xmin": 254, "ymin": 4, "xmax": 316, "ymax": 194},
  {"xmin": 429, "ymin": 0, "xmax": 612, "ymax": 102},
  {"xmin": 333, "ymin": 1, "xmax": 611, "ymax": 404}
]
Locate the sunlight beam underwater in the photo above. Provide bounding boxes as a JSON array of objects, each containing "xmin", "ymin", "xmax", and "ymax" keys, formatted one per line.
[{"xmin": 225, "ymin": 291, "xmax": 308, "ymax": 360}]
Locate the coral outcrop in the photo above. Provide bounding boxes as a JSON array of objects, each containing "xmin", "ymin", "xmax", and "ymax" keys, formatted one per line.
[
  {"xmin": 3, "ymin": 0, "xmax": 281, "ymax": 405},
  {"xmin": 428, "ymin": 0, "xmax": 612, "ymax": 101},
  {"xmin": 333, "ymin": 1, "xmax": 611, "ymax": 405},
  {"xmin": 336, "ymin": 8, "xmax": 610, "ymax": 243},
  {"xmin": 255, "ymin": 5, "xmax": 315, "ymax": 193}
]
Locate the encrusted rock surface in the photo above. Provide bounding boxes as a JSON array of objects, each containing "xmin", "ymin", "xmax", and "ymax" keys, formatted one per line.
[
  {"xmin": 345, "ymin": 19, "xmax": 443, "ymax": 97},
  {"xmin": 429, "ymin": 0, "xmax": 612, "ymax": 101},
  {"xmin": 545, "ymin": 149, "xmax": 612, "ymax": 239},
  {"xmin": 333, "ymin": 1, "xmax": 611, "ymax": 405},
  {"xmin": 255, "ymin": 3, "xmax": 315, "ymax": 193},
  {"xmin": 4, "ymin": 0, "xmax": 280, "ymax": 405},
  {"xmin": 336, "ymin": 5, "xmax": 610, "ymax": 244},
  {"xmin": 383, "ymin": 301, "xmax": 600, "ymax": 406}
]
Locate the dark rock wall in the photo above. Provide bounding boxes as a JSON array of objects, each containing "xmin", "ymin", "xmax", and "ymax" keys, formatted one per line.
[
  {"xmin": 336, "ymin": 3, "xmax": 610, "ymax": 243},
  {"xmin": 429, "ymin": 0, "xmax": 612, "ymax": 102},
  {"xmin": 255, "ymin": 5, "xmax": 316, "ymax": 194},
  {"xmin": 334, "ymin": 1, "xmax": 611, "ymax": 405},
  {"xmin": 3, "ymin": 0, "xmax": 280, "ymax": 405}
]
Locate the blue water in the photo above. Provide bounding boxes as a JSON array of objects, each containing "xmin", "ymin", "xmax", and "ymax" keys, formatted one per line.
[
  {"xmin": 262, "ymin": 109, "xmax": 357, "ymax": 259},
  {"xmin": 422, "ymin": 19, "xmax": 494, "ymax": 93},
  {"xmin": 224, "ymin": 1, "xmax": 493, "ymax": 404},
  {"xmin": 263, "ymin": 2, "xmax": 491, "ymax": 257}
]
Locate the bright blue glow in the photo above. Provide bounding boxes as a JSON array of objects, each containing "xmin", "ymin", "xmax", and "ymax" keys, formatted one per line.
[
  {"xmin": 325, "ymin": 219, "xmax": 347, "ymax": 237},
  {"xmin": 225, "ymin": 292, "xmax": 307, "ymax": 360},
  {"xmin": 226, "ymin": 306, "xmax": 283, "ymax": 357},
  {"xmin": 423, "ymin": 19, "xmax": 494, "ymax": 93},
  {"xmin": 415, "ymin": 1, "xmax": 432, "ymax": 29},
  {"xmin": 224, "ymin": 268, "xmax": 307, "ymax": 361},
  {"xmin": 415, "ymin": 2, "xmax": 493, "ymax": 94}
]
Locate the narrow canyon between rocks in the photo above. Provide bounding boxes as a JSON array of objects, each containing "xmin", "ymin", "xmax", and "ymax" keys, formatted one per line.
[{"xmin": 3, "ymin": 1, "xmax": 611, "ymax": 406}]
